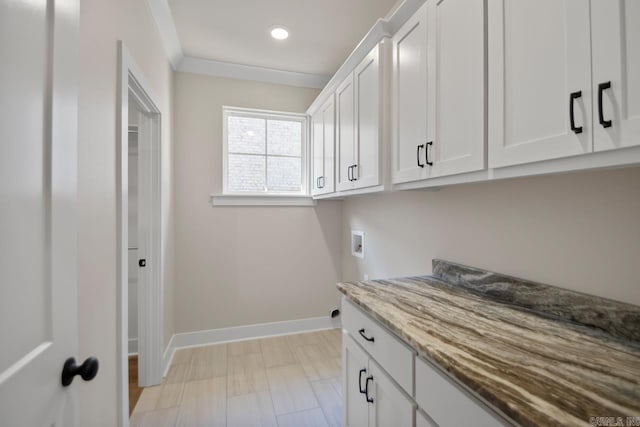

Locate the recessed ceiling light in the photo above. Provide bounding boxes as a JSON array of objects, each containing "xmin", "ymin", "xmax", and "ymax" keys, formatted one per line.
[{"xmin": 270, "ymin": 26, "xmax": 289, "ymax": 40}]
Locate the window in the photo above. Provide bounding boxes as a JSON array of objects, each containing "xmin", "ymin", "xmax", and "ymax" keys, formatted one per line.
[{"xmin": 223, "ymin": 106, "xmax": 308, "ymax": 196}]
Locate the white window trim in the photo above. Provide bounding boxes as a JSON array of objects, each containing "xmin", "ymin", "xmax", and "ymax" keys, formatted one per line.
[{"xmin": 214, "ymin": 106, "xmax": 314, "ymax": 206}]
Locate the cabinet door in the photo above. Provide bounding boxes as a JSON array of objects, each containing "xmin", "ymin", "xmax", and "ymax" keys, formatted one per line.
[
  {"xmin": 354, "ymin": 44, "xmax": 381, "ymax": 189},
  {"xmin": 488, "ymin": 0, "xmax": 592, "ymax": 168},
  {"xmin": 591, "ymin": 0, "xmax": 640, "ymax": 152},
  {"xmin": 322, "ymin": 96, "xmax": 336, "ymax": 194},
  {"xmin": 336, "ymin": 73, "xmax": 356, "ymax": 191},
  {"xmin": 417, "ymin": 410, "xmax": 438, "ymax": 427},
  {"xmin": 312, "ymin": 96, "xmax": 336, "ymax": 196},
  {"xmin": 311, "ymin": 109, "xmax": 325, "ymax": 196},
  {"xmin": 391, "ymin": 2, "xmax": 429, "ymax": 184},
  {"xmin": 343, "ymin": 334, "xmax": 369, "ymax": 427},
  {"xmin": 429, "ymin": 0, "xmax": 485, "ymax": 178},
  {"xmin": 368, "ymin": 360, "xmax": 415, "ymax": 427}
]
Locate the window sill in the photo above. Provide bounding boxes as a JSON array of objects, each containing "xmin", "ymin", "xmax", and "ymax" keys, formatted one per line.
[{"xmin": 210, "ymin": 193, "xmax": 317, "ymax": 207}]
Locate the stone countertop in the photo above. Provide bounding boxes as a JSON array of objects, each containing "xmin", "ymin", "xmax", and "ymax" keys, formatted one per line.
[{"xmin": 337, "ymin": 261, "xmax": 640, "ymax": 427}]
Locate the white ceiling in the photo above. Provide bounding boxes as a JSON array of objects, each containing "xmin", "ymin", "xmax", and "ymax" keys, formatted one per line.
[{"xmin": 167, "ymin": 0, "xmax": 400, "ymax": 77}]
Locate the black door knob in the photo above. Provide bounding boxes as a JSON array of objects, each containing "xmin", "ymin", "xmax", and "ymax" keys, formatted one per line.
[{"xmin": 61, "ymin": 357, "xmax": 99, "ymax": 387}]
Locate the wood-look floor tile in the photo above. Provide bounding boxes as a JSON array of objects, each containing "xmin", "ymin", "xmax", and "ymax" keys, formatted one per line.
[
  {"xmin": 319, "ymin": 329, "xmax": 342, "ymax": 358},
  {"xmin": 311, "ymin": 378, "xmax": 342, "ymax": 427},
  {"xmin": 187, "ymin": 344, "xmax": 228, "ymax": 381},
  {"xmin": 165, "ymin": 362, "xmax": 190, "ymax": 384},
  {"xmin": 276, "ymin": 408, "xmax": 329, "ymax": 427},
  {"xmin": 131, "ymin": 385, "xmax": 162, "ymax": 414},
  {"xmin": 172, "ymin": 347, "xmax": 194, "ymax": 365},
  {"xmin": 294, "ymin": 344, "xmax": 341, "ymax": 381},
  {"xmin": 176, "ymin": 377, "xmax": 226, "ymax": 427},
  {"xmin": 227, "ymin": 352, "xmax": 269, "ymax": 397},
  {"xmin": 156, "ymin": 382, "xmax": 185, "ymax": 409},
  {"xmin": 130, "ymin": 407, "xmax": 179, "ymax": 427},
  {"xmin": 287, "ymin": 331, "xmax": 324, "ymax": 349},
  {"xmin": 260, "ymin": 336, "xmax": 297, "ymax": 368},
  {"xmin": 228, "ymin": 339, "xmax": 262, "ymax": 356},
  {"xmin": 266, "ymin": 364, "xmax": 319, "ymax": 415},
  {"xmin": 227, "ymin": 391, "xmax": 278, "ymax": 427}
]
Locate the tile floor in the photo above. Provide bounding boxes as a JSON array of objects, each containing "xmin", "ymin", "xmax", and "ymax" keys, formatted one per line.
[{"xmin": 130, "ymin": 328, "xmax": 342, "ymax": 427}]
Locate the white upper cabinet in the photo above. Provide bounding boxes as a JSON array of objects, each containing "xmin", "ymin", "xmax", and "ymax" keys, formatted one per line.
[
  {"xmin": 311, "ymin": 95, "xmax": 335, "ymax": 196},
  {"xmin": 336, "ymin": 42, "xmax": 386, "ymax": 192},
  {"xmin": 392, "ymin": 0, "xmax": 485, "ymax": 184},
  {"xmin": 391, "ymin": 2, "xmax": 429, "ymax": 184},
  {"xmin": 488, "ymin": 0, "xmax": 593, "ymax": 168},
  {"xmin": 336, "ymin": 73, "xmax": 356, "ymax": 191},
  {"xmin": 591, "ymin": 0, "xmax": 640, "ymax": 152},
  {"xmin": 428, "ymin": 0, "xmax": 485, "ymax": 178},
  {"xmin": 354, "ymin": 44, "xmax": 383, "ymax": 189}
]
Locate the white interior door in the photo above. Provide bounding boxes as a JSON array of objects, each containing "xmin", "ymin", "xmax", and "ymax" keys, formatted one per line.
[
  {"xmin": 391, "ymin": 2, "xmax": 429, "ymax": 184},
  {"xmin": 430, "ymin": 0, "xmax": 485, "ymax": 178},
  {"xmin": 591, "ymin": 0, "xmax": 640, "ymax": 152},
  {"xmin": 336, "ymin": 74, "xmax": 356, "ymax": 191},
  {"xmin": 354, "ymin": 44, "xmax": 382, "ymax": 190},
  {"xmin": 0, "ymin": 0, "xmax": 81, "ymax": 426},
  {"xmin": 488, "ymin": 0, "xmax": 592, "ymax": 168}
]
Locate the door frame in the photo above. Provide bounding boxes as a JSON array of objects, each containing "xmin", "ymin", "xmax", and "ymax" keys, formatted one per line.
[{"xmin": 116, "ymin": 41, "xmax": 164, "ymax": 425}]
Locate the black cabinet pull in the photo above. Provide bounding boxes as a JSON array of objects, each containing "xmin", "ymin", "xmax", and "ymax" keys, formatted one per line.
[
  {"xmin": 316, "ymin": 177, "xmax": 320, "ymax": 189},
  {"xmin": 569, "ymin": 91, "xmax": 583, "ymax": 134},
  {"xmin": 598, "ymin": 81, "xmax": 612, "ymax": 128},
  {"xmin": 365, "ymin": 376, "xmax": 374, "ymax": 403},
  {"xmin": 351, "ymin": 164, "xmax": 358, "ymax": 181},
  {"xmin": 358, "ymin": 328, "xmax": 375, "ymax": 342},
  {"xmin": 426, "ymin": 141, "xmax": 433, "ymax": 166},
  {"xmin": 319, "ymin": 176, "xmax": 325, "ymax": 188},
  {"xmin": 358, "ymin": 368, "xmax": 367, "ymax": 394},
  {"xmin": 61, "ymin": 357, "xmax": 99, "ymax": 387},
  {"xmin": 417, "ymin": 144, "xmax": 425, "ymax": 168},
  {"xmin": 347, "ymin": 165, "xmax": 352, "ymax": 181}
]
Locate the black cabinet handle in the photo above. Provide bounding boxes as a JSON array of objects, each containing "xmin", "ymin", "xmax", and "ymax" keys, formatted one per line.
[
  {"xmin": 365, "ymin": 376, "xmax": 374, "ymax": 403},
  {"xmin": 426, "ymin": 141, "xmax": 433, "ymax": 166},
  {"xmin": 320, "ymin": 176, "xmax": 325, "ymax": 188},
  {"xmin": 569, "ymin": 91, "xmax": 583, "ymax": 134},
  {"xmin": 358, "ymin": 328, "xmax": 375, "ymax": 342},
  {"xmin": 61, "ymin": 357, "xmax": 99, "ymax": 387},
  {"xmin": 417, "ymin": 144, "xmax": 425, "ymax": 168},
  {"xmin": 358, "ymin": 368, "xmax": 367, "ymax": 394},
  {"xmin": 316, "ymin": 177, "xmax": 320, "ymax": 189},
  {"xmin": 598, "ymin": 81, "xmax": 612, "ymax": 128},
  {"xmin": 347, "ymin": 165, "xmax": 352, "ymax": 181},
  {"xmin": 351, "ymin": 164, "xmax": 358, "ymax": 181}
]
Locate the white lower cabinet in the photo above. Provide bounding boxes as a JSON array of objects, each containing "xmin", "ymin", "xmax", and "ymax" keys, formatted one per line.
[
  {"xmin": 343, "ymin": 333, "xmax": 415, "ymax": 427},
  {"xmin": 343, "ymin": 296, "xmax": 510, "ymax": 427}
]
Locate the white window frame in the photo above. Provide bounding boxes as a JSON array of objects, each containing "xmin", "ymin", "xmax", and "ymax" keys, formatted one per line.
[{"xmin": 215, "ymin": 106, "xmax": 314, "ymax": 205}]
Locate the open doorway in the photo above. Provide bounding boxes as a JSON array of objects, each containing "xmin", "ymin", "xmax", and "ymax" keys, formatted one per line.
[{"xmin": 117, "ymin": 41, "xmax": 164, "ymax": 425}]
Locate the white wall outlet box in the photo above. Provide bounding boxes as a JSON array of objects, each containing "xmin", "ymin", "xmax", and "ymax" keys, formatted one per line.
[{"xmin": 351, "ymin": 230, "xmax": 364, "ymax": 259}]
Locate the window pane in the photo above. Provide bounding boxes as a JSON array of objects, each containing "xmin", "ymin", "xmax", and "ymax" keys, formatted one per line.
[
  {"xmin": 267, "ymin": 156, "xmax": 301, "ymax": 192},
  {"xmin": 267, "ymin": 120, "xmax": 301, "ymax": 156},
  {"xmin": 228, "ymin": 154, "xmax": 265, "ymax": 192},
  {"xmin": 228, "ymin": 116, "xmax": 265, "ymax": 154}
]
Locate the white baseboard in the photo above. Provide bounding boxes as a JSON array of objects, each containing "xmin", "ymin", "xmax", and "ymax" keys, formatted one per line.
[{"xmin": 161, "ymin": 315, "xmax": 341, "ymax": 376}]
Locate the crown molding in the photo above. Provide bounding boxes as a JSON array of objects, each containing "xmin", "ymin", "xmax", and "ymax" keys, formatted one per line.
[
  {"xmin": 146, "ymin": 0, "xmax": 184, "ymax": 68},
  {"xmin": 178, "ymin": 56, "xmax": 330, "ymax": 89},
  {"xmin": 146, "ymin": 0, "xmax": 329, "ymax": 89}
]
